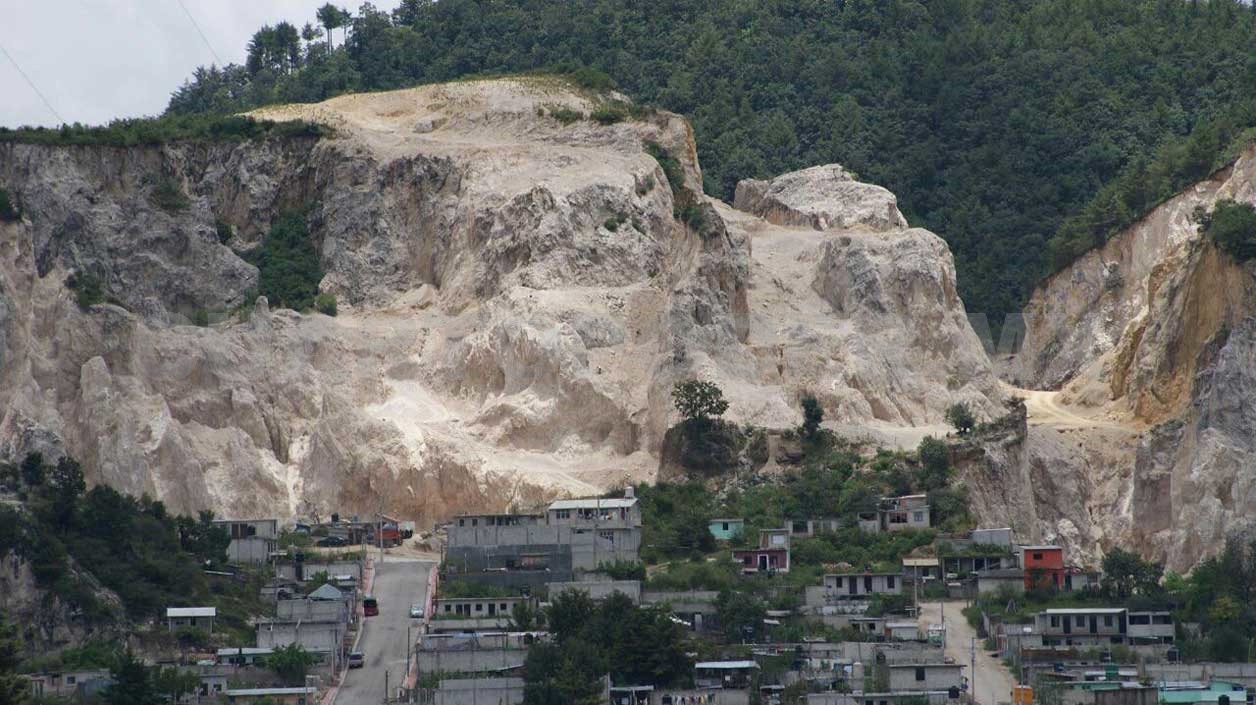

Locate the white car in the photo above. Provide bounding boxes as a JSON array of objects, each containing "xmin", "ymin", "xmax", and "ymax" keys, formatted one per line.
[{"xmin": 409, "ymin": 603, "xmax": 424, "ymax": 618}]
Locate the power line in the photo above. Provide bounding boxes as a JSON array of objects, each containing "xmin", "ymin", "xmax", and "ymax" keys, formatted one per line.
[
  {"xmin": 174, "ymin": 0, "xmax": 223, "ymax": 66},
  {"xmin": 0, "ymin": 41, "xmax": 63, "ymax": 124}
]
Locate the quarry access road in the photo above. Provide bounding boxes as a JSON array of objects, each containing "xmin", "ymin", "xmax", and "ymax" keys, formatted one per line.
[
  {"xmin": 917, "ymin": 600, "xmax": 1018, "ymax": 705},
  {"xmin": 338, "ymin": 557, "xmax": 435, "ymax": 705}
]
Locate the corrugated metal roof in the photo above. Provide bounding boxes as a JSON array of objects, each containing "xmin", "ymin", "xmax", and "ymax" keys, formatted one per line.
[
  {"xmin": 1042, "ymin": 608, "xmax": 1124, "ymax": 614},
  {"xmin": 548, "ymin": 497, "xmax": 638, "ymax": 510},
  {"xmin": 167, "ymin": 607, "xmax": 216, "ymax": 618},
  {"xmin": 224, "ymin": 688, "xmax": 317, "ymax": 696},
  {"xmin": 695, "ymin": 660, "xmax": 758, "ymax": 670}
]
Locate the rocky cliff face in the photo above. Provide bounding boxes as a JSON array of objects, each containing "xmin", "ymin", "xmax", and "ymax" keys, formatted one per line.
[
  {"xmin": 0, "ymin": 78, "xmax": 999, "ymax": 525},
  {"xmin": 1003, "ymin": 145, "xmax": 1256, "ymax": 571}
]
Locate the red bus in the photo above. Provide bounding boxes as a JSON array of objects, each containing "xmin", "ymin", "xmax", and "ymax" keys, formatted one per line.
[{"xmin": 363, "ymin": 596, "xmax": 379, "ymax": 617}]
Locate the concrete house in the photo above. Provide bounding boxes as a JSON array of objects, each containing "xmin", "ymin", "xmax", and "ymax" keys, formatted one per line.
[
  {"xmin": 255, "ymin": 618, "xmax": 346, "ymax": 663},
  {"xmin": 431, "ymin": 596, "xmax": 537, "ymax": 633},
  {"xmin": 882, "ymin": 495, "xmax": 931, "ymax": 532},
  {"xmin": 902, "ymin": 557, "xmax": 941, "ymax": 584},
  {"xmin": 1017, "ymin": 545, "xmax": 1067, "ymax": 590},
  {"xmin": 733, "ymin": 529, "xmax": 790, "ymax": 574},
  {"xmin": 416, "ymin": 632, "xmax": 541, "ymax": 674},
  {"xmin": 695, "ymin": 661, "xmax": 759, "ymax": 689},
  {"xmin": 1036, "ymin": 608, "xmax": 1128, "ymax": 647},
  {"xmin": 824, "ymin": 573, "xmax": 902, "ymax": 598},
  {"xmin": 1126, "ymin": 610, "xmax": 1175, "ymax": 644},
  {"xmin": 444, "ymin": 491, "xmax": 643, "ymax": 587},
  {"xmin": 886, "ymin": 663, "xmax": 965, "ymax": 692},
  {"xmin": 212, "ymin": 519, "xmax": 279, "ymax": 565},
  {"xmin": 167, "ymin": 607, "xmax": 216, "ymax": 633},
  {"xmin": 789, "ymin": 519, "xmax": 842, "ymax": 537},
  {"xmin": 709, "ymin": 518, "xmax": 745, "ymax": 541}
]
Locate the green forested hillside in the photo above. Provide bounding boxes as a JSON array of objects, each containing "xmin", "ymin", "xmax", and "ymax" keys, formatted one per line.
[{"xmin": 167, "ymin": 0, "xmax": 1256, "ymax": 325}]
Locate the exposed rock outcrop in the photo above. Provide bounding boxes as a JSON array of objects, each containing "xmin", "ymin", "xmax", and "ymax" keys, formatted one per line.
[
  {"xmin": 0, "ymin": 79, "xmax": 1000, "ymax": 525},
  {"xmin": 1004, "ymin": 144, "xmax": 1256, "ymax": 570},
  {"xmin": 733, "ymin": 164, "xmax": 908, "ymax": 232}
]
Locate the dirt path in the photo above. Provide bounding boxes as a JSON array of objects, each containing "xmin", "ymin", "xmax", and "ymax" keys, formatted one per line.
[
  {"xmin": 1007, "ymin": 384, "xmax": 1131, "ymax": 430},
  {"xmin": 917, "ymin": 601, "xmax": 1018, "ymax": 705}
]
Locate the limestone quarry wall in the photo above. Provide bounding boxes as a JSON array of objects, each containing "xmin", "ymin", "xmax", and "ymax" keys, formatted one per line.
[{"xmin": 0, "ymin": 78, "xmax": 1001, "ymax": 526}]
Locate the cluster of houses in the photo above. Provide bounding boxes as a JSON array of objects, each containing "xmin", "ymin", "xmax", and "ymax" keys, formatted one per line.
[{"xmin": 23, "ymin": 515, "xmax": 371, "ymax": 705}]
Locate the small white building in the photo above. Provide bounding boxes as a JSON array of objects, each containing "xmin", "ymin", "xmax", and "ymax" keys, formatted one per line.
[
  {"xmin": 167, "ymin": 607, "xmax": 216, "ymax": 633},
  {"xmin": 825, "ymin": 573, "xmax": 903, "ymax": 598}
]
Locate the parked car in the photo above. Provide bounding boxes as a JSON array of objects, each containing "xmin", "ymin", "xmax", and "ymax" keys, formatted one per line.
[
  {"xmin": 317, "ymin": 536, "xmax": 347, "ymax": 547},
  {"xmin": 363, "ymin": 596, "xmax": 379, "ymax": 616},
  {"xmin": 409, "ymin": 604, "xmax": 424, "ymax": 618},
  {"xmin": 348, "ymin": 652, "xmax": 364, "ymax": 669}
]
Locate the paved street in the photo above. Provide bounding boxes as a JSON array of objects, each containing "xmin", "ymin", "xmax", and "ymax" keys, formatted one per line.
[
  {"xmin": 338, "ymin": 557, "xmax": 434, "ymax": 705},
  {"xmin": 918, "ymin": 600, "xmax": 1017, "ymax": 705}
]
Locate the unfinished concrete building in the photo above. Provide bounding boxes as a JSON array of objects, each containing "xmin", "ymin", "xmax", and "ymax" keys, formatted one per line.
[{"xmin": 443, "ymin": 492, "xmax": 642, "ymax": 587}]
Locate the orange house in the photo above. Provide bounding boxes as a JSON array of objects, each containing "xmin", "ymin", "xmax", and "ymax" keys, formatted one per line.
[{"xmin": 1020, "ymin": 545, "xmax": 1065, "ymax": 589}]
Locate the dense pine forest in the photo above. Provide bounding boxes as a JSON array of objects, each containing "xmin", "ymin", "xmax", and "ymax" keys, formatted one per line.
[{"xmin": 167, "ymin": 0, "xmax": 1256, "ymax": 327}]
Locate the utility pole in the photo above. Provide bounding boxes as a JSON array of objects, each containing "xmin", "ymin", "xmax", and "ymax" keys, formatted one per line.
[
  {"xmin": 384, "ymin": 669, "xmax": 389, "ymax": 705},
  {"xmin": 971, "ymin": 636, "xmax": 977, "ymax": 705}
]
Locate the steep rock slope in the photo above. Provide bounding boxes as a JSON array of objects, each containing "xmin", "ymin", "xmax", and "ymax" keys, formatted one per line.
[
  {"xmin": 1004, "ymin": 145, "xmax": 1256, "ymax": 570},
  {"xmin": 0, "ymin": 79, "xmax": 998, "ymax": 524}
]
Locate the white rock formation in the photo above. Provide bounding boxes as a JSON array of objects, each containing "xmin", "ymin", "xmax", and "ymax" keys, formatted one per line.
[
  {"xmin": 1004, "ymin": 144, "xmax": 1256, "ymax": 570},
  {"xmin": 0, "ymin": 78, "xmax": 1000, "ymax": 525}
]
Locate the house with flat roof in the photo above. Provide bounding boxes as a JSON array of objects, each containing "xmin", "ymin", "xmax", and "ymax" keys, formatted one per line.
[
  {"xmin": 886, "ymin": 663, "xmax": 965, "ymax": 692},
  {"xmin": 1018, "ymin": 545, "xmax": 1066, "ymax": 589},
  {"xmin": 902, "ymin": 557, "xmax": 941, "ymax": 584},
  {"xmin": 212, "ymin": 519, "xmax": 279, "ymax": 565},
  {"xmin": 859, "ymin": 495, "xmax": 931, "ymax": 534},
  {"xmin": 824, "ymin": 573, "xmax": 902, "ymax": 598},
  {"xmin": 709, "ymin": 518, "xmax": 745, "ymax": 541},
  {"xmin": 444, "ymin": 491, "xmax": 643, "ymax": 587},
  {"xmin": 695, "ymin": 661, "xmax": 759, "ymax": 689},
  {"xmin": 733, "ymin": 529, "xmax": 790, "ymax": 574},
  {"xmin": 167, "ymin": 607, "xmax": 216, "ymax": 633},
  {"xmin": 1035, "ymin": 608, "xmax": 1128, "ymax": 647}
]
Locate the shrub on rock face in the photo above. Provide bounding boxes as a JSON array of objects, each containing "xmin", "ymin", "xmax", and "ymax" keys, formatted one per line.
[
  {"xmin": 66, "ymin": 273, "xmax": 105, "ymax": 310},
  {"xmin": 1200, "ymin": 199, "xmax": 1256, "ymax": 262},
  {"xmin": 314, "ymin": 292, "xmax": 338, "ymax": 316},
  {"xmin": 214, "ymin": 219, "xmax": 233, "ymax": 244},
  {"xmin": 945, "ymin": 402, "xmax": 976, "ymax": 436},
  {"xmin": 244, "ymin": 210, "xmax": 323, "ymax": 312},
  {"xmin": 0, "ymin": 188, "xmax": 20, "ymax": 222},
  {"xmin": 148, "ymin": 175, "xmax": 190, "ymax": 212}
]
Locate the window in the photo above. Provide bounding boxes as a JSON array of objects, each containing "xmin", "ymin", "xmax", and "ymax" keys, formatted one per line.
[
  {"xmin": 831, "ymin": 576, "xmax": 843, "ymax": 588},
  {"xmin": 471, "ymin": 518, "xmax": 478, "ymax": 527},
  {"xmin": 1076, "ymin": 616, "xmax": 1085, "ymax": 628},
  {"xmin": 1129, "ymin": 615, "xmax": 1150, "ymax": 625},
  {"xmin": 444, "ymin": 604, "xmax": 452, "ymax": 613},
  {"xmin": 458, "ymin": 518, "xmax": 465, "ymax": 527},
  {"xmin": 1050, "ymin": 616, "xmax": 1059, "ymax": 628},
  {"xmin": 865, "ymin": 576, "xmax": 873, "ymax": 591},
  {"xmin": 886, "ymin": 576, "xmax": 896, "ymax": 589},
  {"xmin": 913, "ymin": 511, "xmax": 925, "ymax": 522},
  {"xmin": 65, "ymin": 677, "xmax": 76, "ymax": 685},
  {"xmin": 475, "ymin": 603, "xmax": 483, "ymax": 612},
  {"xmin": 501, "ymin": 603, "xmax": 508, "ymax": 611},
  {"xmin": 1032, "ymin": 552, "xmax": 1043, "ymax": 561},
  {"xmin": 722, "ymin": 522, "xmax": 730, "ymax": 531},
  {"xmin": 743, "ymin": 555, "xmax": 752, "ymax": 566},
  {"xmin": 555, "ymin": 509, "xmax": 571, "ymax": 520},
  {"xmin": 1154, "ymin": 615, "xmax": 1173, "ymax": 625},
  {"xmin": 1111, "ymin": 636, "xmax": 1123, "ymax": 644},
  {"xmin": 915, "ymin": 668, "xmax": 926, "ymax": 682},
  {"xmin": 1104, "ymin": 616, "xmax": 1113, "ymax": 627}
]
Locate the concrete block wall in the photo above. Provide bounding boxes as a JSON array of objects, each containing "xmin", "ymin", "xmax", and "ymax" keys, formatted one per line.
[
  {"xmin": 432, "ymin": 678, "xmax": 524, "ymax": 705},
  {"xmin": 255, "ymin": 621, "xmax": 343, "ymax": 653}
]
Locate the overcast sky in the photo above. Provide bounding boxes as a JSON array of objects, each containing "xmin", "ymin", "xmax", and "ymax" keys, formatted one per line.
[{"xmin": 0, "ymin": 1, "xmax": 402, "ymax": 128}]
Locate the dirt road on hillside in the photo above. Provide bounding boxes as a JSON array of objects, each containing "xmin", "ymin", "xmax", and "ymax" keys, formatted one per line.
[{"xmin": 917, "ymin": 601, "xmax": 1018, "ymax": 705}]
